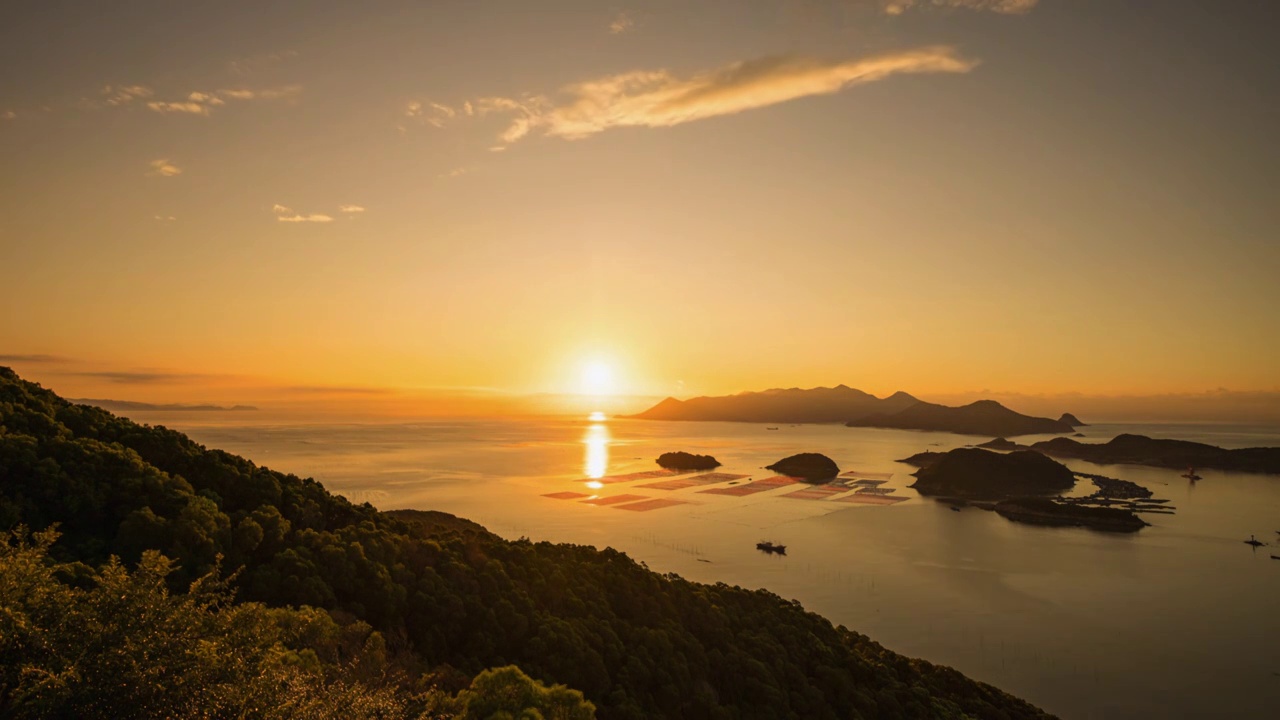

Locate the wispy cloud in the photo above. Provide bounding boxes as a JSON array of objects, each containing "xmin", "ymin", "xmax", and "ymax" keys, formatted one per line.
[
  {"xmin": 71, "ymin": 371, "xmax": 197, "ymax": 384},
  {"xmin": 146, "ymin": 100, "xmax": 213, "ymax": 115},
  {"xmin": 1, "ymin": 110, "xmax": 15, "ymax": 121},
  {"xmin": 0, "ymin": 354, "xmax": 70, "ymax": 364},
  {"xmin": 881, "ymin": 0, "xmax": 1038, "ymax": 15},
  {"xmin": 284, "ymin": 385, "xmax": 395, "ymax": 395},
  {"xmin": 153, "ymin": 215, "xmax": 177, "ymax": 222},
  {"xmin": 147, "ymin": 86, "xmax": 301, "ymax": 116},
  {"xmin": 339, "ymin": 205, "xmax": 366, "ymax": 214},
  {"xmin": 439, "ymin": 167, "xmax": 469, "ymax": 179},
  {"xmin": 272, "ymin": 203, "xmax": 333, "ymax": 223},
  {"xmin": 458, "ymin": 47, "xmax": 975, "ymax": 147},
  {"xmin": 404, "ymin": 100, "xmax": 458, "ymax": 128},
  {"xmin": 609, "ymin": 12, "xmax": 635, "ymax": 34},
  {"xmin": 147, "ymin": 158, "xmax": 182, "ymax": 177},
  {"xmin": 102, "ymin": 85, "xmax": 153, "ymax": 106}
]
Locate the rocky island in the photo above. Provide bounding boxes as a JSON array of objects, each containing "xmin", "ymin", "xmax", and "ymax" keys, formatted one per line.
[
  {"xmin": 910, "ymin": 449, "xmax": 1078, "ymax": 499},
  {"xmin": 994, "ymin": 497, "xmax": 1148, "ymax": 533},
  {"xmin": 766, "ymin": 453, "xmax": 840, "ymax": 482},
  {"xmin": 656, "ymin": 451, "xmax": 721, "ymax": 470},
  {"xmin": 1058, "ymin": 413, "xmax": 1087, "ymax": 427},
  {"xmin": 1031, "ymin": 434, "xmax": 1280, "ymax": 474},
  {"xmin": 975, "ymin": 437, "xmax": 1025, "ymax": 451}
]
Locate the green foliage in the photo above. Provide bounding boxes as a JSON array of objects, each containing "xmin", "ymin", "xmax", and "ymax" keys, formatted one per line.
[
  {"xmin": 0, "ymin": 526, "xmax": 413, "ymax": 719},
  {"xmin": 0, "ymin": 367, "xmax": 1052, "ymax": 719}
]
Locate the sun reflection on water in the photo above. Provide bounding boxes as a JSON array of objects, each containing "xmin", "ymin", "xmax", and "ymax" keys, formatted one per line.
[{"xmin": 583, "ymin": 419, "xmax": 610, "ymax": 479}]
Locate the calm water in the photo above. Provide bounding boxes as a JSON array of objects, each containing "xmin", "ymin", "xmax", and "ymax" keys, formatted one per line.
[{"xmin": 143, "ymin": 414, "xmax": 1280, "ymax": 719}]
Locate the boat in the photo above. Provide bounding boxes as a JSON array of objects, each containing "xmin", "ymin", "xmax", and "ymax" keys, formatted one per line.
[
  {"xmin": 1271, "ymin": 555, "xmax": 1280, "ymax": 561},
  {"xmin": 1181, "ymin": 466, "xmax": 1201, "ymax": 481},
  {"xmin": 766, "ymin": 427, "xmax": 779, "ymax": 431},
  {"xmin": 756, "ymin": 541, "xmax": 787, "ymax": 555},
  {"xmin": 950, "ymin": 506, "xmax": 961, "ymax": 512},
  {"xmin": 1244, "ymin": 535, "xmax": 1266, "ymax": 547}
]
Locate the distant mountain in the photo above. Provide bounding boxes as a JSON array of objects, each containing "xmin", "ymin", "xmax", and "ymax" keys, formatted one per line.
[
  {"xmin": 630, "ymin": 386, "xmax": 1076, "ymax": 437},
  {"xmin": 847, "ymin": 400, "xmax": 1075, "ymax": 437},
  {"xmin": 1031, "ymin": 434, "xmax": 1280, "ymax": 474},
  {"xmin": 1058, "ymin": 413, "xmax": 1087, "ymax": 427},
  {"xmin": 71, "ymin": 398, "xmax": 258, "ymax": 412},
  {"xmin": 627, "ymin": 385, "xmax": 920, "ymax": 423}
]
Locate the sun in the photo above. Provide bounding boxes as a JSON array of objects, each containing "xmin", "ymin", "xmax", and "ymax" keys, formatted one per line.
[{"xmin": 580, "ymin": 360, "xmax": 616, "ymax": 397}]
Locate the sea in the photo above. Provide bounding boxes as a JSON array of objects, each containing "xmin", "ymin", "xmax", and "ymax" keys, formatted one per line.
[{"xmin": 123, "ymin": 413, "xmax": 1280, "ymax": 719}]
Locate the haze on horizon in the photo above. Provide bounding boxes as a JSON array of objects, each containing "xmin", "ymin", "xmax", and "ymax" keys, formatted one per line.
[{"xmin": 3, "ymin": 0, "xmax": 1278, "ymax": 420}]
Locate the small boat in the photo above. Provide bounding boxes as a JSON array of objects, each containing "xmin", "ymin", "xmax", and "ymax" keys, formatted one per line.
[
  {"xmin": 1271, "ymin": 555, "xmax": 1280, "ymax": 561},
  {"xmin": 756, "ymin": 541, "xmax": 787, "ymax": 555},
  {"xmin": 950, "ymin": 506, "xmax": 961, "ymax": 512},
  {"xmin": 1181, "ymin": 466, "xmax": 1201, "ymax": 481},
  {"xmin": 1244, "ymin": 535, "xmax": 1266, "ymax": 547},
  {"xmin": 766, "ymin": 427, "xmax": 779, "ymax": 431}
]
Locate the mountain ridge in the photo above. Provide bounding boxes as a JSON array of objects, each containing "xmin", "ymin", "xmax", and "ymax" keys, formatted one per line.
[{"xmin": 629, "ymin": 385, "xmax": 1075, "ymax": 436}]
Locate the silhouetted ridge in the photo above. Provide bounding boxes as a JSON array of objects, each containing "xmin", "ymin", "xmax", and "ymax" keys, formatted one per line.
[
  {"xmin": 1031, "ymin": 434, "xmax": 1280, "ymax": 474},
  {"xmin": 627, "ymin": 385, "xmax": 911, "ymax": 423},
  {"xmin": 630, "ymin": 386, "xmax": 1076, "ymax": 437},
  {"xmin": 848, "ymin": 400, "xmax": 1075, "ymax": 437}
]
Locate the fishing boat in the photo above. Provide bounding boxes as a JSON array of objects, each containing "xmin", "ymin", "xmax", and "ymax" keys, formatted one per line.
[
  {"xmin": 1181, "ymin": 466, "xmax": 1202, "ymax": 481},
  {"xmin": 756, "ymin": 541, "xmax": 787, "ymax": 555},
  {"xmin": 1244, "ymin": 535, "xmax": 1265, "ymax": 547}
]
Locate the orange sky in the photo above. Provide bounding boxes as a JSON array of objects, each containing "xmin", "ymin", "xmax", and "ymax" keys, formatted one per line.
[{"xmin": 2, "ymin": 1, "xmax": 1278, "ymax": 418}]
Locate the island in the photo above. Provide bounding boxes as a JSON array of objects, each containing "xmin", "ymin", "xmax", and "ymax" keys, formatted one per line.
[
  {"xmin": 766, "ymin": 453, "xmax": 840, "ymax": 482},
  {"xmin": 910, "ymin": 448, "xmax": 1078, "ymax": 499},
  {"xmin": 629, "ymin": 385, "xmax": 1082, "ymax": 437},
  {"xmin": 656, "ymin": 451, "xmax": 720, "ymax": 470},
  {"xmin": 628, "ymin": 385, "xmax": 919, "ymax": 423},
  {"xmin": 897, "ymin": 451, "xmax": 946, "ymax": 468},
  {"xmin": 975, "ymin": 437, "xmax": 1024, "ymax": 451},
  {"xmin": 994, "ymin": 497, "xmax": 1148, "ymax": 533},
  {"xmin": 1031, "ymin": 434, "xmax": 1280, "ymax": 474},
  {"xmin": 848, "ymin": 400, "xmax": 1075, "ymax": 437},
  {"xmin": 1058, "ymin": 413, "xmax": 1087, "ymax": 427}
]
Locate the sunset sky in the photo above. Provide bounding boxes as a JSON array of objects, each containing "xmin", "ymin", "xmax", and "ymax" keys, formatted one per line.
[{"xmin": 2, "ymin": 0, "xmax": 1278, "ymax": 415}]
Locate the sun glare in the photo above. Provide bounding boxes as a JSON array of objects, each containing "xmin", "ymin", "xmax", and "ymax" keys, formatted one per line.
[{"xmin": 580, "ymin": 360, "xmax": 616, "ymax": 396}]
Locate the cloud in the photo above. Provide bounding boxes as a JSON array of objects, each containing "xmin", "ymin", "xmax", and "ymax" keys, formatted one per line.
[
  {"xmin": 339, "ymin": 205, "xmax": 366, "ymax": 214},
  {"xmin": 405, "ymin": 100, "xmax": 459, "ymax": 128},
  {"xmin": 147, "ymin": 159, "xmax": 182, "ymax": 177},
  {"xmin": 146, "ymin": 86, "xmax": 301, "ymax": 116},
  {"xmin": 472, "ymin": 46, "xmax": 975, "ymax": 146},
  {"xmin": 272, "ymin": 203, "xmax": 334, "ymax": 223},
  {"xmin": 609, "ymin": 12, "xmax": 635, "ymax": 34},
  {"xmin": 1, "ymin": 110, "xmax": 14, "ymax": 120},
  {"xmin": 0, "ymin": 354, "xmax": 70, "ymax": 363},
  {"xmin": 277, "ymin": 214, "xmax": 333, "ymax": 223},
  {"xmin": 881, "ymin": 0, "xmax": 1038, "ymax": 15},
  {"xmin": 146, "ymin": 100, "xmax": 211, "ymax": 115},
  {"xmin": 284, "ymin": 385, "xmax": 395, "ymax": 395},
  {"xmin": 153, "ymin": 215, "xmax": 177, "ymax": 221},
  {"xmin": 439, "ymin": 167, "xmax": 469, "ymax": 179},
  {"xmin": 102, "ymin": 85, "xmax": 153, "ymax": 106},
  {"xmin": 71, "ymin": 371, "xmax": 194, "ymax": 384},
  {"xmin": 217, "ymin": 85, "xmax": 302, "ymax": 101}
]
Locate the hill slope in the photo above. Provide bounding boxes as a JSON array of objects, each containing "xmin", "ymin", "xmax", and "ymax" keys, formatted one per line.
[
  {"xmin": 847, "ymin": 400, "xmax": 1074, "ymax": 437},
  {"xmin": 0, "ymin": 367, "xmax": 1052, "ymax": 719},
  {"xmin": 628, "ymin": 385, "xmax": 920, "ymax": 423},
  {"xmin": 1032, "ymin": 434, "xmax": 1280, "ymax": 474}
]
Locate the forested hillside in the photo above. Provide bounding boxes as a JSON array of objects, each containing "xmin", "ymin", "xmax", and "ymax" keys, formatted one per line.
[{"xmin": 0, "ymin": 367, "xmax": 1052, "ymax": 719}]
